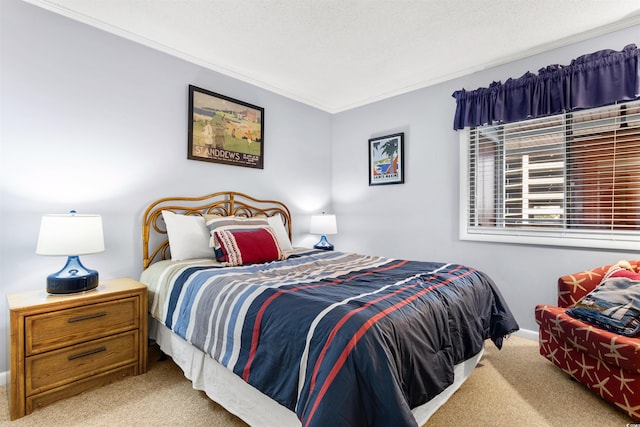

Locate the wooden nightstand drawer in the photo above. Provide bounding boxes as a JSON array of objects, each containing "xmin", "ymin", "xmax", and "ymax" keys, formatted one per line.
[
  {"xmin": 26, "ymin": 330, "xmax": 139, "ymax": 395},
  {"xmin": 26, "ymin": 297, "xmax": 139, "ymax": 355}
]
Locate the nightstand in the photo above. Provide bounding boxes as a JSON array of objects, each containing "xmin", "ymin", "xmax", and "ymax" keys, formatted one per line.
[{"xmin": 6, "ymin": 277, "xmax": 148, "ymax": 420}]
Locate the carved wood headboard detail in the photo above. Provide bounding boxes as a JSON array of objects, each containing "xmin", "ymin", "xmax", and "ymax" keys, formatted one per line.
[{"xmin": 142, "ymin": 191, "xmax": 292, "ymax": 269}]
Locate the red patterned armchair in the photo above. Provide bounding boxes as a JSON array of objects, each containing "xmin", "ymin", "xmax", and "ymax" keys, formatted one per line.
[{"xmin": 535, "ymin": 260, "xmax": 640, "ymax": 420}]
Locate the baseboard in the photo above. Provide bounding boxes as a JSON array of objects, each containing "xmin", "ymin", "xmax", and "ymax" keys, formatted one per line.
[
  {"xmin": 0, "ymin": 370, "xmax": 6, "ymax": 386},
  {"xmin": 514, "ymin": 328, "xmax": 537, "ymax": 341}
]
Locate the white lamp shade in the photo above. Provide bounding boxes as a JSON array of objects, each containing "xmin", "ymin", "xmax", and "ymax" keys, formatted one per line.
[
  {"xmin": 36, "ymin": 214, "xmax": 105, "ymax": 256},
  {"xmin": 310, "ymin": 214, "xmax": 337, "ymax": 235}
]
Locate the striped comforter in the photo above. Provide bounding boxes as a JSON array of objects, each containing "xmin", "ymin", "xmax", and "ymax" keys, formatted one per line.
[{"xmin": 143, "ymin": 250, "xmax": 518, "ymax": 427}]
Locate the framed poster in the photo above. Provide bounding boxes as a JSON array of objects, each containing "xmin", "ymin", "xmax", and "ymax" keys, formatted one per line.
[
  {"xmin": 188, "ymin": 85, "xmax": 264, "ymax": 169},
  {"xmin": 368, "ymin": 132, "xmax": 404, "ymax": 185}
]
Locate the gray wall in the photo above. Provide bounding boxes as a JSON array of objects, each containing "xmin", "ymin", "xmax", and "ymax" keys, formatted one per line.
[
  {"xmin": 0, "ymin": 0, "xmax": 332, "ymax": 374},
  {"xmin": 330, "ymin": 25, "xmax": 640, "ymax": 334},
  {"xmin": 1, "ymin": 0, "xmax": 638, "ymax": 376}
]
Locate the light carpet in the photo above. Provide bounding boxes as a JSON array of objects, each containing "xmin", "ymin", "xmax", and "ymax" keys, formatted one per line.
[{"xmin": 0, "ymin": 336, "xmax": 633, "ymax": 426}]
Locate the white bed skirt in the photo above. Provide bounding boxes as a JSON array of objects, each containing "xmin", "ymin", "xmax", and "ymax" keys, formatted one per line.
[{"xmin": 149, "ymin": 317, "xmax": 482, "ymax": 426}]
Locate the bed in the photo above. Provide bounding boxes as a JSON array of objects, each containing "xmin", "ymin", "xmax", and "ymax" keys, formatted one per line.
[{"xmin": 139, "ymin": 191, "xmax": 519, "ymax": 427}]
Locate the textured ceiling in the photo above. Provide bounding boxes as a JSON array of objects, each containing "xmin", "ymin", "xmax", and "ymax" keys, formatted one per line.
[{"xmin": 24, "ymin": 0, "xmax": 640, "ymax": 113}]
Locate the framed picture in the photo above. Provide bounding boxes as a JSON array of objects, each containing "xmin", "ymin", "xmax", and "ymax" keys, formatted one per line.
[
  {"xmin": 188, "ymin": 85, "xmax": 264, "ymax": 169},
  {"xmin": 368, "ymin": 132, "xmax": 404, "ymax": 185}
]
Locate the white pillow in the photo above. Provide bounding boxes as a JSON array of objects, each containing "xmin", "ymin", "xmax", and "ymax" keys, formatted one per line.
[
  {"xmin": 162, "ymin": 210, "xmax": 214, "ymax": 260},
  {"xmin": 267, "ymin": 214, "xmax": 294, "ymax": 251}
]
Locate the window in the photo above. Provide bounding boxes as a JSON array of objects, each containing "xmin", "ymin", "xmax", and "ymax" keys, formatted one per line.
[{"xmin": 461, "ymin": 100, "xmax": 640, "ymax": 250}]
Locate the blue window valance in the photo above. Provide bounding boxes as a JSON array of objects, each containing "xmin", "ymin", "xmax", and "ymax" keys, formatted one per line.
[{"xmin": 452, "ymin": 43, "xmax": 640, "ymax": 130}]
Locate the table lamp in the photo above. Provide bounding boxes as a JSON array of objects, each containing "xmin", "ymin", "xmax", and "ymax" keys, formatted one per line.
[
  {"xmin": 310, "ymin": 213, "xmax": 337, "ymax": 251},
  {"xmin": 36, "ymin": 210, "xmax": 105, "ymax": 294}
]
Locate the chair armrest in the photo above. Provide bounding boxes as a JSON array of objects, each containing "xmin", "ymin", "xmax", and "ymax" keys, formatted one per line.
[
  {"xmin": 557, "ymin": 260, "xmax": 640, "ymax": 308},
  {"xmin": 557, "ymin": 265, "xmax": 610, "ymax": 308}
]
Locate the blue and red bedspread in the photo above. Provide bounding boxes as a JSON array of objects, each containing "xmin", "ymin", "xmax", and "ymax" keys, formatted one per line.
[{"xmin": 147, "ymin": 250, "xmax": 518, "ymax": 426}]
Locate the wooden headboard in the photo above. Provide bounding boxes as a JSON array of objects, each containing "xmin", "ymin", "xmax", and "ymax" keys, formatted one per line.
[{"xmin": 142, "ymin": 191, "xmax": 292, "ymax": 269}]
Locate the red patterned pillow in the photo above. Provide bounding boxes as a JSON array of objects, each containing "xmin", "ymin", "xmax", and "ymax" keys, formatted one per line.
[
  {"xmin": 206, "ymin": 216, "xmax": 270, "ymax": 259},
  {"xmin": 214, "ymin": 226, "xmax": 285, "ymax": 266}
]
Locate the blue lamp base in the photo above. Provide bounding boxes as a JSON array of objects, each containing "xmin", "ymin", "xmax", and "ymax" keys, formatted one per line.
[
  {"xmin": 313, "ymin": 235, "xmax": 334, "ymax": 251},
  {"xmin": 46, "ymin": 255, "xmax": 99, "ymax": 294}
]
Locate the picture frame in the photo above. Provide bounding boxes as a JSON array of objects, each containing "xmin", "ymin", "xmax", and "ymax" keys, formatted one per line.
[
  {"xmin": 188, "ymin": 85, "xmax": 264, "ymax": 169},
  {"xmin": 368, "ymin": 132, "xmax": 404, "ymax": 185}
]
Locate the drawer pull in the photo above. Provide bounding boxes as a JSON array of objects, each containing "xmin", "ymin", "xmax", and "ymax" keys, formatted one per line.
[
  {"xmin": 68, "ymin": 312, "xmax": 107, "ymax": 323},
  {"xmin": 68, "ymin": 346, "xmax": 107, "ymax": 361}
]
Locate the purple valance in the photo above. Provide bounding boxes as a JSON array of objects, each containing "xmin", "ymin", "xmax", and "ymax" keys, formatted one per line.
[{"xmin": 452, "ymin": 44, "xmax": 640, "ymax": 130}]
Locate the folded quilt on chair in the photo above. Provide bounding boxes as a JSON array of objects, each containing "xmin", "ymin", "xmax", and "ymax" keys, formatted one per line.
[{"xmin": 567, "ymin": 277, "xmax": 640, "ymax": 336}]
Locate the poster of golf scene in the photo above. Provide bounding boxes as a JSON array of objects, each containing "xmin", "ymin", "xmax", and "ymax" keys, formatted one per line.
[
  {"xmin": 368, "ymin": 133, "xmax": 404, "ymax": 185},
  {"xmin": 188, "ymin": 85, "xmax": 264, "ymax": 169}
]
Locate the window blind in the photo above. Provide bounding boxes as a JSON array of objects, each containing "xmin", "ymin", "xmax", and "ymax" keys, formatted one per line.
[{"xmin": 465, "ymin": 99, "xmax": 640, "ymax": 247}]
